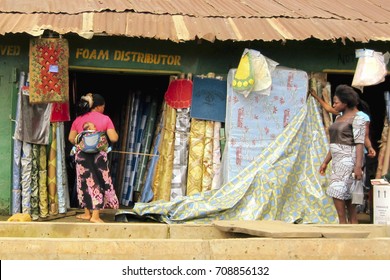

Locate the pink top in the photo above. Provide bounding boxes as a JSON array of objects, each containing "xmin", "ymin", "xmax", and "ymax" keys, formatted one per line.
[{"xmin": 70, "ymin": 111, "xmax": 115, "ymax": 133}]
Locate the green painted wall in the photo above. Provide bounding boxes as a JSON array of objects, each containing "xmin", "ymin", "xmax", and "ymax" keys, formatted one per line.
[
  {"xmin": 0, "ymin": 36, "xmax": 29, "ymax": 214},
  {"xmin": 0, "ymin": 34, "xmax": 389, "ymax": 214},
  {"xmin": 67, "ymin": 36, "xmax": 390, "ymax": 75}
]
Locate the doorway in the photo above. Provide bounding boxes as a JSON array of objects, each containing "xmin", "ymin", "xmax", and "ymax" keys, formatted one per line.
[{"xmin": 66, "ymin": 71, "xmax": 170, "ymax": 207}]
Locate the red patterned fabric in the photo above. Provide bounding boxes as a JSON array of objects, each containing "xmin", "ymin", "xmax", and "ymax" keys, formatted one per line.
[
  {"xmin": 29, "ymin": 38, "xmax": 69, "ymax": 104},
  {"xmin": 164, "ymin": 79, "xmax": 193, "ymax": 108},
  {"xmin": 50, "ymin": 102, "xmax": 70, "ymax": 122}
]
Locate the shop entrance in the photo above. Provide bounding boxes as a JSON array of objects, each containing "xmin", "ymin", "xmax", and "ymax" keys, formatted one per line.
[{"xmin": 66, "ymin": 71, "xmax": 170, "ymax": 207}]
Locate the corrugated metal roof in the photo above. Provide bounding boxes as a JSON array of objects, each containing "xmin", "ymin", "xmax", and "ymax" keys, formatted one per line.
[{"xmin": 1, "ymin": 0, "xmax": 390, "ymax": 42}]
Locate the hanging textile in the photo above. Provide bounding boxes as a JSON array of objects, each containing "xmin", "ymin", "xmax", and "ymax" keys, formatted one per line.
[
  {"xmin": 29, "ymin": 38, "xmax": 69, "ymax": 104},
  {"xmin": 50, "ymin": 102, "xmax": 70, "ymax": 122},
  {"xmin": 140, "ymin": 108, "xmax": 165, "ymax": 203},
  {"xmin": 47, "ymin": 123, "xmax": 58, "ymax": 215},
  {"xmin": 211, "ymin": 121, "xmax": 222, "ymax": 190},
  {"xmin": 38, "ymin": 145, "xmax": 49, "ymax": 218},
  {"xmin": 116, "ymin": 97, "xmax": 338, "ymax": 224},
  {"xmin": 30, "ymin": 144, "xmax": 40, "ymax": 220},
  {"xmin": 164, "ymin": 79, "xmax": 193, "ymax": 109},
  {"xmin": 20, "ymin": 142, "xmax": 33, "ymax": 214},
  {"xmin": 114, "ymin": 93, "xmax": 133, "ymax": 199},
  {"xmin": 56, "ymin": 122, "xmax": 68, "ymax": 213},
  {"xmin": 170, "ymin": 108, "xmax": 191, "ymax": 200},
  {"xmin": 130, "ymin": 96, "xmax": 152, "ymax": 201},
  {"xmin": 186, "ymin": 119, "xmax": 206, "ymax": 196},
  {"xmin": 122, "ymin": 92, "xmax": 141, "ymax": 205},
  {"xmin": 13, "ymin": 85, "xmax": 52, "ymax": 145},
  {"xmin": 134, "ymin": 98, "xmax": 158, "ymax": 201},
  {"xmin": 152, "ymin": 103, "xmax": 176, "ymax": 201},
  {"xmin": 12, "ymin": 140, "xmax": 22, "ymax": 214},
  {"xmin": 222, "ymin": 67, "xmax": 308, "ymax": 183},
  {"xmin": 201, "ymin": 120, "xmax": 214, "ymax": 192},
  {"xmin": 11, "ymin": 71, "xmax": 25, "ymax": 214},
  {"xmin": 190, "ymin": 77, "xmax": 227, "ymax": 122}
]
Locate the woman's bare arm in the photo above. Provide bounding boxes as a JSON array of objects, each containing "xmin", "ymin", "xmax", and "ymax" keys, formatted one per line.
[{"xmin": 310, "ymin": 89, "xmax": 339, "ymax": 115}]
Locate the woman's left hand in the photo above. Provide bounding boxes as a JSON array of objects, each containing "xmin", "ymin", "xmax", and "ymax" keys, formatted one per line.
[{"xmin": 354, "ymin": 167, "xmax": 363, "ymax": 180}]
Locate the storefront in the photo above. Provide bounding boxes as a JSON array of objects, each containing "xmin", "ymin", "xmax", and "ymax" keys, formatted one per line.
[{"xmin": 1, "ymin": 32, "xmax": 390, "ymax": 217}]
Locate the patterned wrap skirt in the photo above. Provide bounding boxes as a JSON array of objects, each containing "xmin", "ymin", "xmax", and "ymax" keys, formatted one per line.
[
  {"xmin": 326, "ymin": 143, "xmax": 355, "ymax": 200},
  {"xmin": 75, "ymin": 151, "xmax": 119, "ymax": 210}
]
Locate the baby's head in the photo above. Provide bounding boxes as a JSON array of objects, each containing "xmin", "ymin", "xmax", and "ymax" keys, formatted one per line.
[{"xmin": 83, "ymin": 122, "xmax": 96, "ymax": 131}]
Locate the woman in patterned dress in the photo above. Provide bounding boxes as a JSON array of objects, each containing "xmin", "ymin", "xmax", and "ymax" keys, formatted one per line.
[
  {"xmin": 319, "ymin": 85, "xmax": 365, "ymax": 224},
  {"xmin": 68, "ymin": 93, "xmax": 119, "ymax": 223}
]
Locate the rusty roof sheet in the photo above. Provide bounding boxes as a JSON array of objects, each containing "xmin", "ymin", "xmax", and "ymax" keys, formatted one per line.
[{"xmin": 1, "ymin": 0, "xmax": 390, "ymax": 42}]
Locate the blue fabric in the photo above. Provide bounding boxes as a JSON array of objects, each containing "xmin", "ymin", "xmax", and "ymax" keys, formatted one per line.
[{"xmin": 190, "ymin": 77, "xmax": 227, "ymax": 122}]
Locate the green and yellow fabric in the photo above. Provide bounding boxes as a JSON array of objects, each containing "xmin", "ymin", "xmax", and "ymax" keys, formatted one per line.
[{"xmin": 120, "ymin": 97, "xmax": 338, "ymax": 224}]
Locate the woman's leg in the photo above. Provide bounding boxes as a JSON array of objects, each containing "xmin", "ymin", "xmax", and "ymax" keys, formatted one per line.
[
  {"xmin": 333, "ymin": 198, "xmax": 348, "ymax": 224},
  {"xmin": 76, "ymin": 208, "xmax": 91, "ymax": 220},
  {"xmin": 346, "ymin": 200, "xmax": 358, "ymax": 224},
  {"xmin": 90, "ymin": 209, "xmax": 104, "ymax": 223}
]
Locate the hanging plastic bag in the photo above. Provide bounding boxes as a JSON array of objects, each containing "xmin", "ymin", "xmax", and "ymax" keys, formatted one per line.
[
  {"xmin": 350, "ymin": 179, "xmax": 364, "ymax": 205},
  {"xmin": 352, "ymin": 49, "xmax": 387, "ymax": 88}
]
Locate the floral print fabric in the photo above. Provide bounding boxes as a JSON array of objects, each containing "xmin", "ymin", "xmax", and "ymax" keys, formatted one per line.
[{"xmin": 75, "ymin": 151, "xmax": 119, "ymax": 210}]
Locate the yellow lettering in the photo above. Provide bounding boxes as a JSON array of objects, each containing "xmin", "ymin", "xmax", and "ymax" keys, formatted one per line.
[
  {"xmin": 75, "ymin": 48, "xmax": 84, "ymax": 59},
  {"xmin": 0, "ymin": 45, "xmax": 6, "ymax": 55},
  {"xmin": 145, "ymin": 53, "xmax": 153, "ymax": 64},
  {"xmin": 0, "ymin": 45, "xmax": 21, "ymax": 56},
  {"xmin": 123, "ymin": 51, "xmax": 131, "ymax": 62},
  {"xmin": 167, "ymin": 55, "xmax": 175, "ymax": 65},
  {"xmin": 89, "ymin": 49, "xmax": 97, "ymax": 59},
  {"xmin": 7, "ymin": 46, "xmax": 14, "ymax": 55},
  {"xmin": 98, "ymin": 50, "xmax": 109, "ymax": 60},
  {"xmin": 137, "ymin": 52, "xmax": 145, "ymax": 63},
  {"xmin": 174, "ymin": 55, "xmax": 181, "ymax": 66},
  {"xmin": 131, "ymin": 52, "xmax": 138, "ymax": 61},
  {"xmin": 160, "ymin": 55, "xmax": 168, "ymax": 65},
  {"xmin": 113, "ymin": 50, "xmax": 122, "ymax": 60},
  {"xmin": 74, "ymin": 47, "xmax": 181, "ymax": 66}
]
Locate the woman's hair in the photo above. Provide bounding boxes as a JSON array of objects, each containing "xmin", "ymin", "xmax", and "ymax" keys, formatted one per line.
[
  {"xmin": 358, "ymin": 98, "xmax": 371, "ymax": 117},
  {"xmin": 334, "ymin": 84, "xmax": 359, "ymax": 108},
  {"xmin": 76, "ymin": 93, "xmax": 105, "ymax": 116}
]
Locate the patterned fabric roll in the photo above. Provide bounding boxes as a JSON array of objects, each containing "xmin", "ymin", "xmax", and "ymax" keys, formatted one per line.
[
  {"xmin": 48, "ymin": 123, "xmax": 58, "ymax": 215},
  {"xmin": 56, "ymin": 122, "xmax": 68, "ymax": 213},
  {"xmin": 38, "ymin": 145, "xmax": 49, "ymax": 218},
  {"xmin": 140, "ymin": 108, "xmax": 165, "ymax": 203},
  {"xmin": 186, "ymin": 119, "xmax": 206, "ymax": 196},
  {"xmin": 201, "ymin": 120, "xmax": 214, "ymax": 192},
  {"xmin": 170, "ymin": 108, "xmax": 191, "ymax": 200},
  {"xmin": 21, "ymin": 142, "xmax": 32, "ymax": 214},
  {"xmin": 11, "ymin": 71, "xmax": 25, "ymax": 214},
  {"xmin": 12, "ymin": 140, "xmax": 22, "ymax": 214},
  {"xmin": 211, "ymin": 121, "xmax": 222, "ymax": 190},
  {"xmin": 134, "ymin": 98, "xmax": 158, "ymax": 199},
  {"xmin": 121, "ymin": 92, "xmax": 141, "ymax": 205},
  {"xmin": 30, "ymin": 144, "xmax": 39, "ymax": 220},
  {"xmin": 152, "ymin": 103, "xmax": 176, "ymax": 201}
]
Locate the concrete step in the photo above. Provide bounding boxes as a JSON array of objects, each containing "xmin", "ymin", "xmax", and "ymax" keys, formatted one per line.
[{"xmin": 1, "ymin": 221, "xmax": 390, "ymax": 260}]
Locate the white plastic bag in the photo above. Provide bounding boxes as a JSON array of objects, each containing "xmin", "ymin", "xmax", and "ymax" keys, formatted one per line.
[
  {"xmin": 352, "ymin": 49, "xmax": 387, "ymax": 87},
  {"xmin": 350, "ymin": 179, "xmax": 364, "ymax": 205}
]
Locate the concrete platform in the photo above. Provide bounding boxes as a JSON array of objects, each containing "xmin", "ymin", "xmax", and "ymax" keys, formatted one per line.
[{"xmin": 0, "ymin": 220, "xmax": 389, "ymax": 260}]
